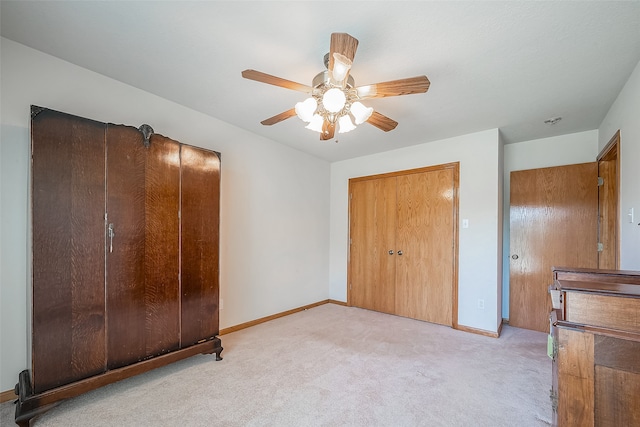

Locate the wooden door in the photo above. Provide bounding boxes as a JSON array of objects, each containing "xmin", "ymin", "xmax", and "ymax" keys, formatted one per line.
[
  {"xmin": 509, "ymin": 163, "xmax": 598, "ymax": 332},
  {"xmin": 31, "ymin": 107, "xmax": 107, "ymax": 393},
  {"xmin": 395, "ymin": 168, "xmax": 455, "ymax": 326},
  {"xmin": 348, "ymin": 177, "xmax": 397, "ymax": 314},
  {"xmin": 597, "ymin": 131, "xmax": 620, "ymax": 270},
  {"xmin": 180, "ymin": 145, "xmax": 221, "ymax": 346},
  {"xmin": 106, "ymin": 126, "xmax": 180, "ymax": 369}
]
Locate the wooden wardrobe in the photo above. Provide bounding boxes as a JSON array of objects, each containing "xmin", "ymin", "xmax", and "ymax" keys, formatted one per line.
[
  {"xmin": 348, "ymin": 163, "xmax": 459, "ymax": 327},
  {"xmin": 15, "ymin": 106, "xmax": 223, "ymax": 426}
]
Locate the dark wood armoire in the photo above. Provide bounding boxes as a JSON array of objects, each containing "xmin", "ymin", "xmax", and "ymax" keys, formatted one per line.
[{"xmin": 14, "ymin": 106, "xmax": 223, "ymax": 426}]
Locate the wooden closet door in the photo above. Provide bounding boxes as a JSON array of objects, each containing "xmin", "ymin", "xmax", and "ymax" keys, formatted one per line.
[
  {"xmin": 349, "ymin": 177, "xmax": 397, "ymax": 314},
  {"xmin": 180, "ymin": 145, "xmax": 221, "ymax": 345},
  {"xmin": 106, "ymin": 127, "xmax": 180, "ymax": 369},
  {"xmin": 31, "ymin": 108, "xmax": 106, "ymax": 393},
  {"xmin": 395, "ymin": 168, "xmax": 455, "ymax": 326}
]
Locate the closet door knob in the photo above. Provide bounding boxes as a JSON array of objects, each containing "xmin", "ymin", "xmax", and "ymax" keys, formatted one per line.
[
  {"xmin": 388, "ymin": 250, "xmax": 394, "ymax": 255},
  {"xmin": 397, "ymin": 250, "xmax": 403, "ymax": 256},
  {"xmin": 511, "ymin": 254, "xmax": 519, "ymax": 260}
]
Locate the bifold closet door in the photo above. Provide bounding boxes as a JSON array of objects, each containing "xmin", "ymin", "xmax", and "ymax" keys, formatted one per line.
[
  {"xmin": 395, "ymin": 168, "xmax": 454, "ymax": 326},
  {"xmin": 31, "ymin": 109, "xmax": 107, "ymax": 393},
  {"xmin": 106, "ymin": 126, "xmax": 181, "ymax": 369},
  {"xmin": 180, "ymin": 145, "xmax": 221, "ymax": 345},
  {"xmin": 349, "ymin": 177, "xmax": 396, "ymax": 314}
]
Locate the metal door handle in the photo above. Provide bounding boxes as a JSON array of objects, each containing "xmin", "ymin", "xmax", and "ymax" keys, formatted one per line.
[
  {"xmin": 388, "ymin": 250, "xmax": 394, "ymax": 255},
  {"xmin": 108, "ymin": 223, "xmax": 115, "ymax": 253},
  {"xmin": 397, "ymin": 250, "xmax": 403, "ymax": 256}
]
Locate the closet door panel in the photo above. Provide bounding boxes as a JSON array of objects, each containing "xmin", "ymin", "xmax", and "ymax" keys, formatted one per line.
[
  {"xmin": 32, "ymin": 109, "xmax": 106, "ymax": 393},
  {"xmin": 395, "ymin": 168, "xmax": 454, "ymax": 325},
  {"xmin": 349, "ymin": 177, "xmax": 397, "ymax": 314},
  {"xmin": 106, "ymin": 127, "xmax": 180, "ymax": 368},
  {"xmin": 180, "ymin": 145, "xmax": 220, "ymax": 345}
]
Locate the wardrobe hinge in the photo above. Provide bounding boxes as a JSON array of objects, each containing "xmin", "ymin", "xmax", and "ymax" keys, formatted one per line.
[
  {"xmin": 597, "ymin": 242, "xmax": 604, "ymax": 252},
  {"xmin": 597, "ymin": 176, "xmax": 604, "ymax": 186}
]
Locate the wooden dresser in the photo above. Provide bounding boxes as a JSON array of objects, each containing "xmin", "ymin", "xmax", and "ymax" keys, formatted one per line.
[{"xmin": 549, "ymin": 267, "xmax": 640, "ymax": 427}]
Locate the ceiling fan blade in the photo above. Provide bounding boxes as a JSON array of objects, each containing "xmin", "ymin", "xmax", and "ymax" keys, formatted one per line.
[
  {"xmin": 242, "ymin": 69, "xmax": 312, "ymax": 93},
  {"xmin": 367, "ymin": 111, "xmax": 398, "ymax": 132},
  {"xmin": 260, "ymin": 109, "xmax": 297, "ymax": 126},
  {"xmin": 320, "ymin": 120, "xmax": 336, "ymax": 140},
  {"xmin": 329, "ymin": 33, "xmax": 359, "ymax": 71},
  {"xmin": 356, "ymin": 76, "xmax": 430, "ymax": 99}
]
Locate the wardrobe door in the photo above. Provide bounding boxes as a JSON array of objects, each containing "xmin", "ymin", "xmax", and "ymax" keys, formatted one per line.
[
  {"xmin": 349, "ymin": 177, "xmax": 397, "ymax": 314},
  {"xmin": 106, "ymin": 127, "xmax": 180, "ymax": 369},
  {"xmin": 395, "ymin": 168, "xmax": 455, "ymax": 326},
  {"xmin": 31, "ymin": 108, "xmax": 106, "ymax": 393},
  {"xmin": 180, "ymin": 145, "xmax": 220, "ymax": 346}
]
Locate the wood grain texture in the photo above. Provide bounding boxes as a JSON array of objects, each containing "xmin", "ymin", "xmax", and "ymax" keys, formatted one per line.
[
  {"xmin": 348, "ymin": 177, "xmax": 397, "ymax": 314},
  {"xmin": 564, "ymin": 293, "xmax": 640, "ymax": 334},
  {"xmin": 329, "ymin": 32, "xmax": 359, "ymax": 70},
  {"xmin": 144, "ymin": 134, "xmax": 181, "ymax": 357},
  {"xmin": 357, "ymin": 76, "xmax": 430, "ymax": 99},
  {"xmin": 509, "ymin": 163, "xmax": 598, "ymax": 332},
  {"xmin": 106, "ymin": 126, "xmax": 181, "ymax": 368},
  {"xmin": 261, "ymin": 108, "xmax": 296, "ymax": 126},
  {"xmin": 395, "ymin": 168, "xmax": 454, "ymax": 325},
  {"xmin": 557, "ymin": 328, "xmax": 594, "ymax": 427},
  {"xmin": 594, "ymin": 366, "xmax": 640, "ymax": 427},
  {"xmin": 241, "ymin": 69, "xmax": 312, "ymax": 93},
  {"xmin": 366, "ymin": 111, "xmax": 398, "ymax": 132},
  {"xmin": 31, "ymin": 108, "xmax": 106, "ymax": 394},
  {"xmin": 597, "ymin": 130, "xmax": 620, "ymax": 270},
  {"xmin": 348, "ymin": 163, "xmax": 458, "ymax": 327},
  {"xmin": 180, "ymin": 145, "xmax": 221, "ymax": 346},
  {"xmin": 595, "ymin": 335, "xmax": 640, "ymax": 374}
]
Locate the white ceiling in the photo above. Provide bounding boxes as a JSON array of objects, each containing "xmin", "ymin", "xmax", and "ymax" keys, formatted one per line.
[{"xmin": 2, "ymin": 1, "xmax": 640, "ymax": 162}]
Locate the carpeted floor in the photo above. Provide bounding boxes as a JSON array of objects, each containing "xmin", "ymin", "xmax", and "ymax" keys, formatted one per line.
[{"xmin": 0, "ymin": 304, "xmax": 552, "ymax": 426}]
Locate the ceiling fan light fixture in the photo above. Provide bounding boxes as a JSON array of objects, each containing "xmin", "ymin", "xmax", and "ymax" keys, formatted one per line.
[
  {"xmin": 322, "ymin": 88, "xmax": 346, "ymax": 113},
  {"xmin": 331, "ymin": 53, "xmax": 352, "ymax": 85},
  {"xmin": 295, "ymin": 97, "xmax": 317, "ymax": 122},
  {"xmin": 338, "ymin": 115, "xmax": 356, "ymax": 133},
  {"xmin": 350, "ymin": 101, "xmax": 373, "ymax": 125},
  {"xmin": 305, "ymin": 114, "xmax": 324, "ymax": 132}
]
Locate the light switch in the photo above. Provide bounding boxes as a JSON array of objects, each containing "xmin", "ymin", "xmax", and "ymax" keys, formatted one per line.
[
  {"xmin": 462, "ymin": 219, "xmax": 469, "ymax": 229},
  {"xmin": 629, "ymin": 208, "xmax": 635, "ymax": 224}
]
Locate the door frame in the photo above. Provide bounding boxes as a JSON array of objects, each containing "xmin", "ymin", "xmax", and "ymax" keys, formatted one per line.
[
  {"xmin": 596, "ymin": 130, "xmax": 620, "ymax": 269},
  {"xmin": 347, "ymin": 162, "xmax": 460, "ymax": 329}
]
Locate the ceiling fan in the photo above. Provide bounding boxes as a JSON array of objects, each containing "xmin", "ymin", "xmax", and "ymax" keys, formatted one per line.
[{"xmin": 241, "ymin": 33, "xmax": 430, "ymax": 141}]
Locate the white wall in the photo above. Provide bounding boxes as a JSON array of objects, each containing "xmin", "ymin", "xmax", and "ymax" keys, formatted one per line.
[
  {"xmin": 599, "ymin": 58, "xmax": 640, "ymax": 270},
  {"xmin": 501, "ymin": 130, "xmax": 599, "ymax": 318},
  {"xmin": 0, "ymin": 38, "xmax": 331, "ymax": 392},
  {"xmin": 329, "ymin": 129, "xmax": 503, "ymax": 334}
]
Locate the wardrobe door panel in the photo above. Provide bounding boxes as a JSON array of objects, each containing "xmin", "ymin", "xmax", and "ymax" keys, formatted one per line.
[
  {"xmin": 395, "ymin": 168, "xmax": 454, "ymax": 326},
  {"xmin": 106, "ymin": 127, "xmax": 180, "ymax": 369},
  {"xmin": 32, "ymin": 108, "xmax": 106, "ymax": 393},
  {"xmin": 349, "ymin": 177, "xmax": 397, "ymax": 314},
  {"xmin": 180, "ymin": 145, "xmax": 220, "ymax": 346}
]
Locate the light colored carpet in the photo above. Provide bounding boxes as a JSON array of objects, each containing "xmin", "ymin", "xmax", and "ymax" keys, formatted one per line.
[{"xmin": 1, "ymin": 304, "xmax": 552, "ymax": 426}]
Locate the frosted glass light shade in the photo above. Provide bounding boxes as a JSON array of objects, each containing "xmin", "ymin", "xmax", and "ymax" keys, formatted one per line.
[
  {"xmin": 295, "ymin": 98, "xmax": 317, "ymax": 122},
  {"xmin": 338, "ymin": 115, "xmax": 356, "ymax": 134},
  {"xmin": 305, "ymin": 114, "xmax": 324, "ymax": 132},
  {"xmin": 350, "ymin": 101, "xmax": 374, "ymax": 124},
  {"xmin": 322, "ymin": 88, "xmax": 346, "ymax": 113},
  {"xmin": 331, "ymin": 53, "xmax": 352, "ymax": 84}
]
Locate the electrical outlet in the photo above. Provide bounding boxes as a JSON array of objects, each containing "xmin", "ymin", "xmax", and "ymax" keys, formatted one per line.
[{"xmin": 478, "ymin": 299, "xmax": 484, "ymax": 310}]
